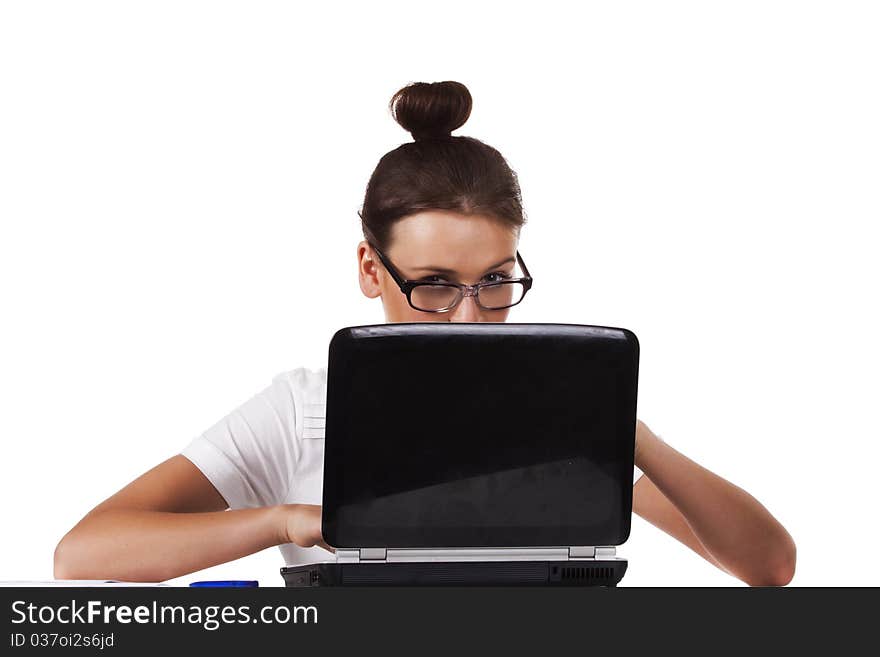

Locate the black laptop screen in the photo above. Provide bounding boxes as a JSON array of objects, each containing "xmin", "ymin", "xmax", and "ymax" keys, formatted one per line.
[{"xmin": 321, "ymin": 323, "xmax": 639, "ymax": 548}]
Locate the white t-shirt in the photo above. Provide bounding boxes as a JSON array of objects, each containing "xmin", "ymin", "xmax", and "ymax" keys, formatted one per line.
[{"xmin": 181, "ymin": 367, "xmax": 648, "ymax": 567}]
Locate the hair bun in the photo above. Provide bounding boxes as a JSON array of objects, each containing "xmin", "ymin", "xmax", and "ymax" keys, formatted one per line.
[{"xmin": 389, "ymin": 81, "xmax": 473, "ymax": 141}]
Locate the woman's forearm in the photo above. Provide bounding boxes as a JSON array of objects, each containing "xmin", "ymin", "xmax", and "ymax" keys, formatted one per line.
[
  {"xmin": 636, "ymin": 428, "xmax": 796, "ymax": 585},
  {"xmin": 54, "ymin": 506, "xmax": 286, "ymax": 583}
]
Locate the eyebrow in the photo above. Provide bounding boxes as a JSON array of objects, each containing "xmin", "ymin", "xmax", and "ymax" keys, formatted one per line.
[{"xmin": 410, "ymin": 256, "xmax": 516, "ymax": 276}]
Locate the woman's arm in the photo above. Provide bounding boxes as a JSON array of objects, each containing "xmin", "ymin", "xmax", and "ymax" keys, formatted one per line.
[
  {"xmin": 54, "ymin": 455, "xmax": 328, "ymax": 583},
  {"xmin": 631, "ymin": 420, "xmax": 796, "ymax": 586}
]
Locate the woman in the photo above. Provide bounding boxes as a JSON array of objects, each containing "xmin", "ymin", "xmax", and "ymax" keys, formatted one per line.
[{"xmin": 53, "ymin": 81, "xmax": 796, "ymax": 586}]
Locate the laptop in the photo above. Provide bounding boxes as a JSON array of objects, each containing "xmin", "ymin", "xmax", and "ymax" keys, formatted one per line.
[{"xmin": 281, "ymin": 322, "xmax": 640, "ymax": 587}]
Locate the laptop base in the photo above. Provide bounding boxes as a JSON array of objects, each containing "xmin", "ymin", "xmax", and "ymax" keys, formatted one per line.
[{"xmin": 281, "ymin": 559, "xmax": 627, "ymax": 587}]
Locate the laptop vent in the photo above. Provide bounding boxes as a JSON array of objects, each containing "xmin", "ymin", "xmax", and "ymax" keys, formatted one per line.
[{"xmin": 558, "ymin": 566, "xmax": 615, "ymax": 582}]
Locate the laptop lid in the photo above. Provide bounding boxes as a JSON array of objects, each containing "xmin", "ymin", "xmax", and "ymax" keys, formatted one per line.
[{"xmin": 321, "ymin": 322, "xmax": 640, "ymax": 549}]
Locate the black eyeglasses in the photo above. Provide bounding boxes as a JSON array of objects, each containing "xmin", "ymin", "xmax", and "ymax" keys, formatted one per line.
[{"xmin": 370, "ymin": 244, "xmax": 533, "ymax": 313}]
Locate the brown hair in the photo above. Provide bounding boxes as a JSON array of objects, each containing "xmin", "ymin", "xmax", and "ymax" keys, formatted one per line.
[{"xmin": 358, "ymin": 81, "xmax": 526, "ymax": 251}]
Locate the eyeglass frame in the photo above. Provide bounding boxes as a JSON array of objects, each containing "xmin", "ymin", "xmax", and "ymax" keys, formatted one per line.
[{"xmin": 368, "ymin": 243, "xmax": 534, "ymax": 313}]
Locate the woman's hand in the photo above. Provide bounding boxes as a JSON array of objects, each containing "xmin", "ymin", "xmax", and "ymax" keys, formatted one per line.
[{"xmin": 277, "ymin": 504, "xmax": 335, "ymax": 553}]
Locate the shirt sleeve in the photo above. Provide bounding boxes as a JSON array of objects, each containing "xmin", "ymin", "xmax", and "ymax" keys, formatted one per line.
[{"xmin": 180, "ymin": 372, "xmax": 301, "ymax": 510}]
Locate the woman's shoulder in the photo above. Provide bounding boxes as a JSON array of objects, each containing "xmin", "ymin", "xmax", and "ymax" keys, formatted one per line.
[
  {"xmin": 268, "ymin": 366, "xmax": 328, "ymax": 424},
  {"xmin": 271, "ymin": 365, "xmax": 327, "ymax": 391}
]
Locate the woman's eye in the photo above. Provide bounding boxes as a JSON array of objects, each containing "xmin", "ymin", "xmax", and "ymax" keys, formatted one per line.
[{"xmin": 420, "ymin": 272, "xmax": 510, "ymax": 283}]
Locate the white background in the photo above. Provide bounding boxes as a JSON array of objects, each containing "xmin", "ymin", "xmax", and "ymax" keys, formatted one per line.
[{"xmin": 1, "ymin": 1, "xmax": 877, "ymax": 587}]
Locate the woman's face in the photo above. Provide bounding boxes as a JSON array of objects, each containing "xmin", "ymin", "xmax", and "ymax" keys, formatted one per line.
[{"xmin": 357, "ymin": 210, "xmax": 520, "ymax": 323}]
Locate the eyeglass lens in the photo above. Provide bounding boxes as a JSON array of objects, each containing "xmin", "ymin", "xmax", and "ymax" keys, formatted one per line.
[{"xmin": 410, "ymin": 281, "xmax": 526, "ymax": 311}]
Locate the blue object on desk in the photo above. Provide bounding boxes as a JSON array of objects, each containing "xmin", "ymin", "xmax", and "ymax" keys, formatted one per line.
[{"xmin": 189, "ymin": 580, "xmax": 259, "ymax": 587}]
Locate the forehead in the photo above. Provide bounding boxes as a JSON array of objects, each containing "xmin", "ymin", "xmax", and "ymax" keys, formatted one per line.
[{"xmin": 387, "ymin": 211, "xmax": 518, "ymax": 270}]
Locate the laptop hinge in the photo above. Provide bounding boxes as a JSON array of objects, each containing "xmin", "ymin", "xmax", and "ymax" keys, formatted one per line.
[
  {"xmin": 568, "ymin": 546, "xmax": 616, "ymax": 559},
  {"xmin": 335, "ymin": 547, "xmax": 617, "ymax": 563},
  {"xmin": 595, "ymin": 546, "xmax": 617, "ymax": 559},
  {"xmin": 359, "ymin": 548, "xmax": 387, "ymax": 562},
  {"xmin": 568, "ymin": 546, "xmax": 596, "ymax": 558}
]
